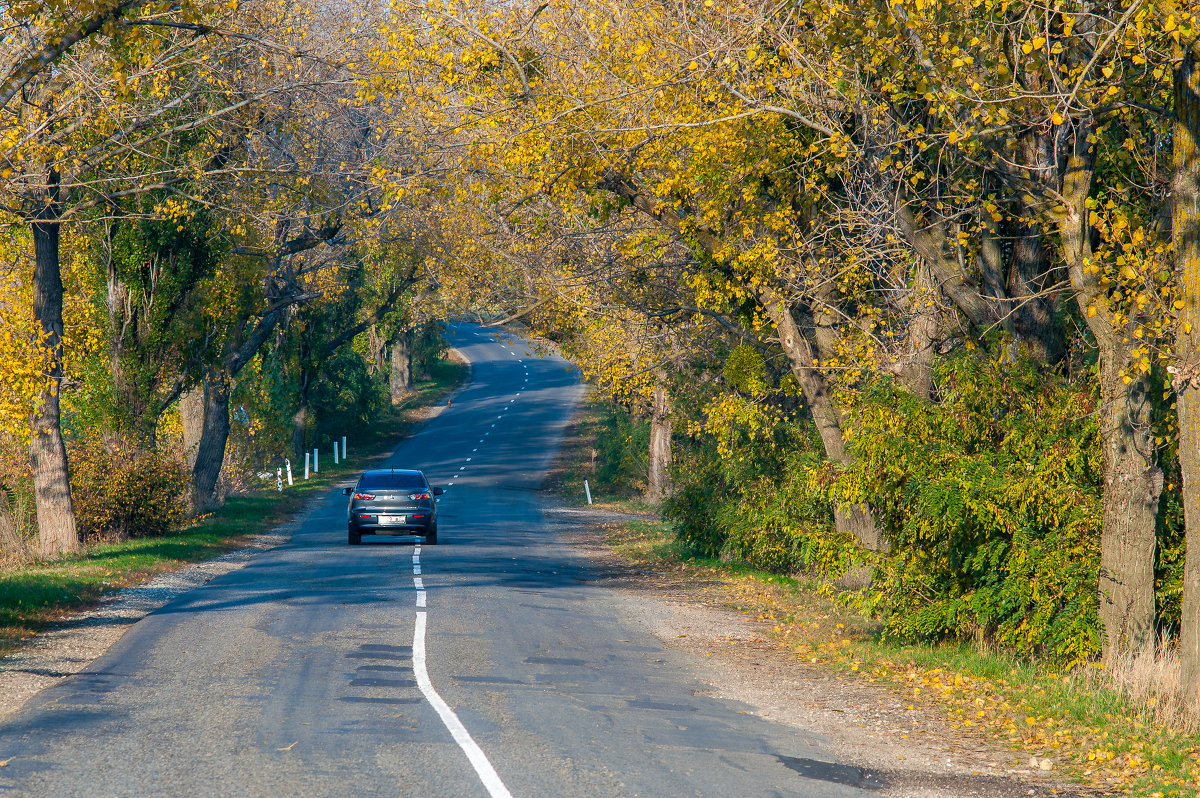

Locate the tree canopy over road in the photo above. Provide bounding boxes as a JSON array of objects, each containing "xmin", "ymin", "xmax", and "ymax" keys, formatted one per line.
[{"xmin": 4, "ymin": 0, "xmax": 1200, "ymax": 704}]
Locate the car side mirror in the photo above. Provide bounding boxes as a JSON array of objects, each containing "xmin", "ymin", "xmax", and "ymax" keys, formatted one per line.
[
  {"xmin": 342, "ymin": 487, "xmax": 353, "ymax": 496},
  {"xmin": 432, "ymin": 487, "xmax": 444, "ymax": 496}
]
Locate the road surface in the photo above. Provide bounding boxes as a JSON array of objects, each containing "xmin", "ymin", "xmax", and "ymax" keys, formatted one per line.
[{"xmin": 0, "ymin": 324, "xmax": 876, "ymax": 797}]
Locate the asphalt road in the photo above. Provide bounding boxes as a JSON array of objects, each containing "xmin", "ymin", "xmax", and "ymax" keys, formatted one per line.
[{"xmin": 0, "ymin": 324, "xmax": 877, "ymax": 797}]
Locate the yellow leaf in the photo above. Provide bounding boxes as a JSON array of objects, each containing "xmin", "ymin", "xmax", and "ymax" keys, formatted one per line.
[{"xmin": 1051, "ymin": 112, "xmax": 1064, "ymax": 125}]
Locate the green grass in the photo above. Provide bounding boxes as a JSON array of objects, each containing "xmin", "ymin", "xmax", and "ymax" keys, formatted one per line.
[{"xmin": 0, "ymin": 357, "xmax": 467, "ymax": 655}]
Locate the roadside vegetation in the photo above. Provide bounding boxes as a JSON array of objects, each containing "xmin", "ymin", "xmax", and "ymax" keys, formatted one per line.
[
  {"xmin": 566, "ymin": 398, "xmax": 1200, "ymax": 797},
  {"xmin": 0, "ymin": 353, "xmax": 465, "ymax": 656}
]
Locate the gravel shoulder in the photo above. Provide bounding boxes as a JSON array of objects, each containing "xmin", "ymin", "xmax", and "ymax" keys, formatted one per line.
[
  {"xmin": 0, "ymin": 500, "xmax": 316, "ymax": 721},
  {"xmin": 544, "ymin": 503, "xmax": 1105, "ymax": 798}
]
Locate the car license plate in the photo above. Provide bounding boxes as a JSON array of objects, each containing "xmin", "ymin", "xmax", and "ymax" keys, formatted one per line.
[{"xmin": 379, "ymin": 515, "xmax": 406, "ymax": 526}]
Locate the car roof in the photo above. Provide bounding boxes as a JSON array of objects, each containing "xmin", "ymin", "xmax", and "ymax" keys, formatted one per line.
[{"xmin": 361, "ymin": 468, "xmax": 423, "ymax": 476}]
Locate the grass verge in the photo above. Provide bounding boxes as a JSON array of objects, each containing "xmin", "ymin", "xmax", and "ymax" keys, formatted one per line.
[{"xmin": 0, "ymin": 356, "xmax": 468, "ymax": 656}]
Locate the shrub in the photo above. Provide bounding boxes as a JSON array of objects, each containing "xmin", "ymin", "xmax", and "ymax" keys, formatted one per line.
[
  {"xmin": 835, "ymin": 353, "xmax": 1104, "ymax": 665},
  {"xmin": 70, "ymin": 436, "xmax": 188, "ymax": 540},
  {"xmin": 591, "ymin": 402, "xmax": 650, "ymax": 496}
]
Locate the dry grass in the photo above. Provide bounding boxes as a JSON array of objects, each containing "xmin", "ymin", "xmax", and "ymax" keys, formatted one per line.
[
  {"xmin": 0, "ymin": 491, "xmax": 35, "ymax": 565},
  {"xmin": 1097, "ymin": 632, "xmax": 1200, "ymax": 735}
]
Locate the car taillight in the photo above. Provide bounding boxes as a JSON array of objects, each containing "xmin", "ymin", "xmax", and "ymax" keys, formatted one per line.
[
  {"xmin": 410, "ymin": 492, "xmax": 431, "ymax": 500},
  {"xmin": 353, "ymin": 493, "xmax": 375, "ymax": 500}
]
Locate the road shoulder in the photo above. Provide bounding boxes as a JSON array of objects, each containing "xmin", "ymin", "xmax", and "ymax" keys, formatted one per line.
[{"xmin": 543, "ymin": 504, "xmax": 1104, "ymax": 798}]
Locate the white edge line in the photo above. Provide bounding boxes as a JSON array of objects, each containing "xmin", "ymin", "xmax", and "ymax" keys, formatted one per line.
[{"xmin": 414, "ymin": 612, "xmax": 514, "ymax": 798}]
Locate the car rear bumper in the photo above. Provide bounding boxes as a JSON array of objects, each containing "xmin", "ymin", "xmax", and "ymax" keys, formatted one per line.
[{"xmin": 349, "ymin": 513, "xmax": 433, "ymax": 533}]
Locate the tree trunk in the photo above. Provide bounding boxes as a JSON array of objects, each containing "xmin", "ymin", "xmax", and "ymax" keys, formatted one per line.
[
  {"xmin": 390, "ymin": 330, "xmax": 412, "ymax": 403},
  {"xmin": 1057, "ymin": 127, "xmax": 1160, "ymax": 658},
  {"xmin": 754, "ymin": 284, "xmax": 886, "ymax": 552},
  {"xmin": 180, "ymin": 385, "xmax": 204, "ymax": 471},
  {"xmin": 646, "ymin": 384, "xmax": 672, "ymax": 501},
  {"xmin": 1096, "ymin": 360, "xmax": 1161, "ymax": 656},
  {"xmin": 29, "ymin": 168, "xmax": 79, "ymax": 557},
  {"xmin": 292, "ymin": 404, "xmax": 308, "ymax": 461},
  {"xmin": 1172, "ymin": 40, "xmax": 1200, "ymax": 687},
  {"xmin": 190, "ymin": 369, "xmax": 231, "ymax": 513},
  {"xmin": 1008, "ymin": 221, "xmax": 1064, "ymax": 366},
  {"xmin": 292, "ymin": 362, "xmax": 311, "ymax": 460},
  {"xmin": 367, "ymin": 324, "xmax": 388, "ymax": 373},
  {"xmin": 899, "ymin": 260, "xmax": 940, "ymax": 400}
]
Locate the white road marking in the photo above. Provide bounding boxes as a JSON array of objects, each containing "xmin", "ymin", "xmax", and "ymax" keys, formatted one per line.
[
  {"xmin": 447, "ymin": 482, "xmax": 454, "ymax": 486},
  {"xmin": 414, "ymin": 577, "xmax": 424, "ymax": 590},
  {"xmin": 466, "ymin": 457, "xmax": 472, "ymax": 462},
  {"xmin": 414, "ymin": 564, "xmax": 422, "ymax": 575},
  {"xmin": 416, "ymin": 592, "xmax": 426, "ymax": 608},
  {"xmin": 413, "ymin": 612, "xmax": 513, "ymax": 798},
  {"xmin": 472, "ymin": 448, "xmax": 478, "ymax": 452}
]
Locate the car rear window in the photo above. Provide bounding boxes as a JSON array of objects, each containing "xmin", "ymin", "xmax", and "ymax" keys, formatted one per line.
[{"xmin": 359, "ymin": 473, "xmax": 427, "ymax": 490}]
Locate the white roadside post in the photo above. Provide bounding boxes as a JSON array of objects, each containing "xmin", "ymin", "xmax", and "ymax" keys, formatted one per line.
[
  {"xmin": 342, "ymin": 435, "xmax": 347, "ymax": 460},
  {"xmin": 584, "ymin": 479, "xmax": 593, "ymax": 505},
  {"xmin": 285, "ymin": 459, "xmax": 293, "ymax": 486},
  {"xmin": 334, "ymin": 441, "xmax": 339, "ymax": 465},
  {"xmin": 304, "ymin": 452, "xmax": 310, "ymax": 480},
  {"xmin": 276, "ymin": 468, "xmax": 283, "ymax": 492},
  {"xmin": 314, "ymin": 447, "xmax": 319, "ymax": 473}
]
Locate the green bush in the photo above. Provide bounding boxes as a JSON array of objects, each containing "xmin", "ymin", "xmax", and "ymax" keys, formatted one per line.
[
  {"xmin": 70, "ymin": 437, "xmax": 188, "ymax": 541},
  {"xmin": 591, "ymin": 402, "xmax": 650, "ymax": 496},
  {"xmin": 665, "ymin": 407, "xmax": 845, "ymax": 571},
  {"xmin": 836, "ymin": 354, "xmax": 1105, "ymax": 664}
]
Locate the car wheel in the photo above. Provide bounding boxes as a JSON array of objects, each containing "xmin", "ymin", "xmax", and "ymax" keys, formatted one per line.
[
  {"xmin": 424, "ymin": 525, "xmax": 438, "ymax": 545},
  {"xmin": 348, "ymin": 528, "xmax": 361, "ymax": 545}
]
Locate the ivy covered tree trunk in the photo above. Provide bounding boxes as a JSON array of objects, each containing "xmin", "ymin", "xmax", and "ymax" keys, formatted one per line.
[
  {"xmin": 30, "ymin": 169, "xmax": 80, "ymax": 557},
  {"xmin": 754, "ymin": 284, "xmax": 886, "ymax": 552},
  {"xmin": 646, "ymin": 384, "xmax": 672, "ymax": 501},
  {"xmin": 390, "ymin": 329, "xmax": 413, "ymax": 402},
  {"xmin": 1058, "ymin": 133, "xmax": 1160, "ymax": 658},
  {"xmin": 1172, "ymin": 40, "xmax": 1200, "ymax": 687}
]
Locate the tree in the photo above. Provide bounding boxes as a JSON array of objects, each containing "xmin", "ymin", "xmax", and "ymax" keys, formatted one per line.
[{"xmin": 1, "ymin": 0, "xmax": 340, "ymax": 553}]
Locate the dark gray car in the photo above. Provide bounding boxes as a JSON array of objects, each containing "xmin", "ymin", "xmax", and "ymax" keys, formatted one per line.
[{"xmin": 343, "ymin": 469, "xmax": 443, "ymax": 545}]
